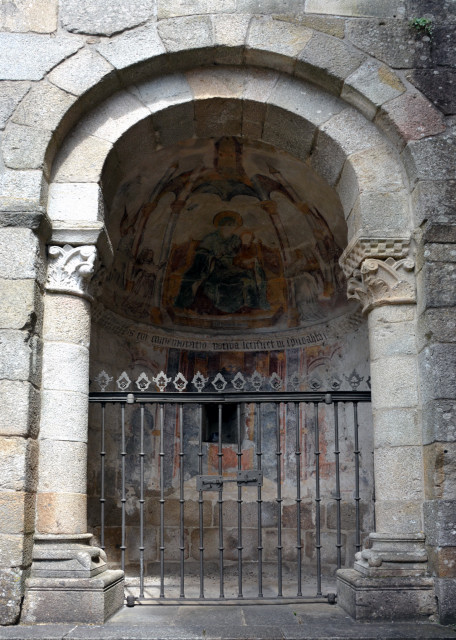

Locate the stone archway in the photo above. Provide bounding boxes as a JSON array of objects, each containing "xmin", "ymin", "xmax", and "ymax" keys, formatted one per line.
[{"xmin": 18, "ymin": 47, "xmax": 434, "ymax": 620}]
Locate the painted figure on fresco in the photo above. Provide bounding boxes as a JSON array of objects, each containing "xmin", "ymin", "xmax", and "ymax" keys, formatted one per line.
[{"xmin": 175, "ymin": 211, "xmax": 270, "ymax": 314}]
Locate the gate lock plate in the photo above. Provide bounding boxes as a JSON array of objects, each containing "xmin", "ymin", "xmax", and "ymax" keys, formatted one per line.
[{"xmin": 197, "ymin": 470, "xmax": 263, "ymax": 491}]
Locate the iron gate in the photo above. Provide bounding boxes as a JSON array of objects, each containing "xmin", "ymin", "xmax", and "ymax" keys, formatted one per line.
[{"xmin": 89, "ymin": 382, "xmax": 372, "ymax": 605}]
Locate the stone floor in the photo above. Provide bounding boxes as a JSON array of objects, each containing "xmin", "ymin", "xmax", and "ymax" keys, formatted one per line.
[{"xmin": 1, "ymin": 603, "xmax": 456, "ymax": 640}]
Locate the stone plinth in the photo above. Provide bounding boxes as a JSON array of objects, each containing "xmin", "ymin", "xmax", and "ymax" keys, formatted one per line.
[
  {"xmin": 21, "ymin": 534, "xmax": 124, "ymax": 624},
  {"xmin": 337, "ymin": 533, "xmax": 436, "ymax": 620}
]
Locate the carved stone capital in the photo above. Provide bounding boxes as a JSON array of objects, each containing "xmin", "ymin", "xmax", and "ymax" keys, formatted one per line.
[
  {"xmin": 46, "ymin": 244, "xmax": 97, "ymax": 301},
  {"xmin": 340, "ymin": 237, "xmax": 416, "ymax": 314}
]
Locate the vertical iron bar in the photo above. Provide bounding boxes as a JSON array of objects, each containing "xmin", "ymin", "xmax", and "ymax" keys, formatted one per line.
[
  {"xmin": 198, "ymin": 404, "xmax": 205, "ymax": 599},
  {"xmin": 179, "ymin": 403, "xmax": 185, "ymax": 598},
  {"xmin": 256, "ymin": 402, "xmax": 263, "ymax": 597},
  {"xmin": 218, "ymin": 403, "xmax": 224, "ymax": 598},
  {"xmin": 295, "ymin": 402, "xmax": 302, "ymax": 596},
  {"xmin": 237, "ymin": 403, "xmax": 243, "ymax": 598},
  {"xmin": 159, "ymin": 403, "xmax": 165, "ymax": 598},
  {"xmin": 139, "ymin": 403, "xmax": 145, "ymax": 598},
  {"xmin": 353, "ymin": 402, "xmax": 361, "ymax": 554},
  {"xmin": 314, "ymin": 402, "xmax": 322, "ymax": 596},
  {"xmin": 100, "ymin": 402, "xmax": 106, "ymax": 551},
  {"xmin": 334, "ymin": 402, "xmax": 342, "ymax": 570},
  {"xmin": 276, "ymin": 402, "xmax": 283, "ymax": 597},
  {"xmin": 120, "ymin": 402, "xmax": 126, "ymax": 573}
]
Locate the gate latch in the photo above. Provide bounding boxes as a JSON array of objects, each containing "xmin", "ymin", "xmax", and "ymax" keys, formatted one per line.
[{"xmin": 197, "ymin": 470, "xmax": 263, "ymax": 491}]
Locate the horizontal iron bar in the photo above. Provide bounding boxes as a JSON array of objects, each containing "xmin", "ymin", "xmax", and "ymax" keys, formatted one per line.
[
  {"xmin": 131, "ymin": 596, "xmax": 332, "ymax": 606},
  {"xmin": 89, "ymin": 391, "xmax": 371, "ymax": 403}
]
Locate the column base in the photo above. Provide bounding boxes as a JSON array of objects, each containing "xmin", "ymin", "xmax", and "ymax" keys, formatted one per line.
[
  {"xmin": 337, "ymin": 569, "xmax": 436, "ymax": 620},
  {"xmin": 336, "ymin": 532, "xmax": 437, "ymax": 620},
  {"xmin": 21, "ymin": 533, "xmax": 125, "ymax": 624},
  {"xmin": 21, "ymin": 570, "xmax": 124, "ymax": 624}
]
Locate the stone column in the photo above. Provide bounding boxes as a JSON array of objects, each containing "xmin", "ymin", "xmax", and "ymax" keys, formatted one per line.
[
  {"xmin": 22, "ymin": 244, "xmax": 124, "ymax": 624},
  {"xmin": 336, "ymin": 237, "xmax": 435, "ymax": 620}
]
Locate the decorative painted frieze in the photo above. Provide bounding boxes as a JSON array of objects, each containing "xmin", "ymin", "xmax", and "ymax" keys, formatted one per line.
[
  {"xmin": 340, "ymin": 238, "xmax": 416, "ymax": 314},
  {"xmin": 46, "ymin": 244, "xmax": 97, "ymax": 300}
]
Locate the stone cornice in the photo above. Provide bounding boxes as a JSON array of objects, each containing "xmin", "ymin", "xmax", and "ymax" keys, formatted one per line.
[
  {"xmin": 46, "ymin": 244, "xmax": 97, "ymax": 301},
  {"xmin": 339, "ymin": 237, "xmax": 416, "ymax": 314}
]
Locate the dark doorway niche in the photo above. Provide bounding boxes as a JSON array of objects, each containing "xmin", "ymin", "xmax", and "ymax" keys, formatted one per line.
[{"xmin": 203, "ymin": 403, "xmax": 238, "ymax": 444}]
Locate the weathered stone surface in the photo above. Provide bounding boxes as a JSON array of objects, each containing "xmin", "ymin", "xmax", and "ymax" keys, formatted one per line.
[
  {"xmin": 237, "ymin": 0, "xmax": 306, "ymax": 13},
  {"xmin": 375, "ymin": 500, "xmax": 423, "ymax": 533},
  {"xmin": 152, "ymin": 102, "xmax": 195, "ymax": 147},
  {"xmin": 61, "ymin": 0, "xmax": 154, "ymax": 36},
  {"xmin": 147, "ymin": 499, "xmax": 211, "ymax": 527},
  {"xmin": 419, "ymin": 344, "xmax": 456, "ymax": 401},
  {"xmin": 212, "ymin": 13, "xmax": 250, "ymax": 63},
  {"xmin": 0, "ymin": 170, "xmax": 45, "ymax": 210},
  {"xmin": 39, "ymin": 390, "xmax": 88, "ymax": 443},
  {"xmin": 187, "ymin": 67, "xmax": 245, "ymax": 100},
  {"xmin": 0, "ymin": 329, "xmax": 38, "ymax": 383},
  {"xmin": 403, "ymin": 130, "xmax": 456, "ymax": 184},
  {"xmin": 375, "ymin": 446, "xmax": 423, "ymax": 502},
  {"xmin": 0, "ymin": 437, "xmax": 37, "ymax": 492},
  {"xmin": 347, "ymin": 19, "xmax": 431, "ymax": 69},
  {"xmin": 2, "ymin": 123, "xmax": 53, "ymax": 170},
  {"xmin": 424, "ymin": 442, "xmax": 456, "ymax": 500},
  {"xmin": 0, "ymin": 490, "xmax": 35, "ymax": 534},
  {"xmin": 0, "ymin": 222, "xmax": 43, "ymax": 272},
  {"xmin": 0, "ymin": 532, "xmax": 32, "ymax": 567},
  {"xmin": 412, "ymin": 180, "xmax": 456, "ymax": 227},
  {"xmin": 306, "ymin": 0, "xmax": 405, "ymax": 17},
  {"xmin": 342, "ymin": 59, "xmax": 406, "ymax": 120},
  {"xmin": 373, "ymin": 408, "xmax": 421, "ymax": 448},
  {"xmin": 195, "ymin": 98, "xmax": 242, "ymax": 137},
  {"xmin": 310, "ymin": 108, "xmax": 385, "ymax": 186},
  {"xmin": 435, "ymin": 577, "xmax": 456, "ymax": 624},
  {"xmin": 157, "ymin": 0, "xmax": 235, "ymax": 18},
  {"xmin": 96, "ymin": 24, "xmax": 166, "ymax": 74},
  {"xmin": 376, "ymin": 92, "xmax": 446, "ymax": 150},
  {"xmin": 38, "ymin": 441, "xmax": 87, "ymax": 494},
  {"xmin": 42, "ymin": 342, "xmax": 89, "ymax": 394},
  {"xmin": 246, "ymin": 16, "xmax": 312, "ymax": 74},
  {"xmin": 47, "ymin": 183, "xmax": 103, "ymax": 223},
  {"xmin": 0, "ymin": 567, "xmax": 23, "ymax": 625},
  {"xmin": 0, "ymin": 0, "xmax": 57, "ymax": 32},
  {"xmin": 296, "ymin": 32, "xmax": 365, "ymax": 94},
  {"xmin": 0, "ymin": 81, "xmax": 30, "ymax": 130},
  {"xmin": 424, "ymin": 500, "xmax": 456, "ymax": 547},
  {"xmin": 369, "ymin": 312, "xmax": 416, "ymax": 361},
  {"xmin": 0, "ymin": 33, "xmax": 82, "ymax": 81},
  {"xmin": 419, "ymin": 262, "xmax": 456, "ymax": 309},
  {"xmin": 11, "ymin": 82, "xmax": 76, "ymax": 133},
  {"xmin": 287, "ymin": 15, "xmax": 345, "ymax": 38},
  {"xmin": 337, "ymin": 569, "xmax": 436, "ymax": 620},
  {"xmin": 422, "ymin": 399, "xmax": 456, "ymax": 446},
  {"xmin": 0, "ymin": 278, "xmax": 39, "ymax": 330},
  {"xmin": 270, "ymin": 74, "xmax": 344, "ymax": 126},
  {"xmin": 158, "ymin": 15, "xmax": 214, "ymax": 52},
  {"xmin": 262, "ymin": 105, "xmax": 313, "ymax": 162},
  {"xmin": 79, "ymin": 90, "xmax": 150, "ymax": 144},
  {"xmin": 36, "ymin": 492, "xmax": 86, "ymax": 534},
  {"xmin": 52, "ymin": 131, "xmax": 112, "ymax": 183},
  {"xmin": 369, "ymin": 355, "xmax": 419, "ymax": 409},
  {"xmin": 133, "ymin": 73, "xmax": 192, "ymax": 112},
  {"xmin": 43, "ymin": 294, "xmax": 91, "ymax": 346},
  {"xmin": 407, "ymin": 68, "xmax": 456, "ymax": 116},
  {"xmin": 22, "ymin": 569, "xmax": 124, "ymax": 624},
  {"xmin": 0, "ymin": 380, "xmax": 39, "ymax": 438},
  {"xmin": 48, "ymin": 49, "xmax": 114, "ymax": 97},
  {"xmin": 428, "ymin": 546, "xmax": 456, "ymax": 579}
]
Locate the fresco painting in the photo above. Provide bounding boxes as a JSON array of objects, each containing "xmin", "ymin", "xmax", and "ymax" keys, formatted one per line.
[{"xmin": 101, "ymin": 137, "xmax": 351, "ymax": 335}]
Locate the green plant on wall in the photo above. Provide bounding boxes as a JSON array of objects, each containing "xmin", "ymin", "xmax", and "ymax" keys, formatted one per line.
[{"xmin": 410, "ymin": 17, "xmax": 433, "ymax": 37}]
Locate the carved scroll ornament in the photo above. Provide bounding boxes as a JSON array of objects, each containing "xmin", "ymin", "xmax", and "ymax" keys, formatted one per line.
[
  {"xmin": 346, "ymin": 257, "xmax": 415, "ymax": 314},
  {"xmin": 46, "ymin": 244, "xmax": 97, "ymax": 300},
  {"xmin": 340, "ymin": 238, "xmax": 416, "ymax": 314}
]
